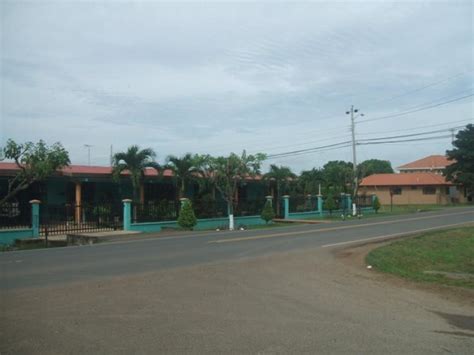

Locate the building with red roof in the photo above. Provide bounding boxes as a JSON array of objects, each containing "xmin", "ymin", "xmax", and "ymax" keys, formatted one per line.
[
  {"xmin": 397, "ymin": 154, "xmax": 454, "ymax": 174},
  {"xmin": 0, "ymin": 162, "xmax": 265, "ymax": 211},
  {"xmin": 359, "ymin": 155, "xmax": 468, "ymax": 205}
]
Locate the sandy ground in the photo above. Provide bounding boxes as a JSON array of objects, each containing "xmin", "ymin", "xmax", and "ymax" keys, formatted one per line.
[{"xmin": 1, "ymin": 242, "xmax": 473, "ymax": 354}]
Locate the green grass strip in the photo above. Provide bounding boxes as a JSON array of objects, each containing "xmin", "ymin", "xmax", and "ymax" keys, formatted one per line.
[{"xmin": 366, "ymin": 227, "xmax": 474, "ymax": 288}]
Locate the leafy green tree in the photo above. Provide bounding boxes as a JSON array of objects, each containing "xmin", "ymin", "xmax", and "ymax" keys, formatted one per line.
[
  {"xmin": 298, "ymin": 168, "xmax": 325, "ymax": 195},
  {"xmin": 177, "ymin": 199, "xmax": 197, "ymax": 230},
  {"xmin": 203, "ymin": 151, "xmax": 266, "ymax": 230},
  {"xmin": 190, "ymin": 154, "xmax": 214, "ymax": 197},
  {"xmin": 325, "ymin": 193, "xmax": 337, "ymax": 216},
  {"xmin": 0, "ymin": 139, "xmax": 70, "ymax": 206},
  {"xmin": 260, "ymin": 199, "xmax": 275, "ymax": 224},
  {"xmin": 166, "ymin": 153, "xmax": 200, "ymax": 199},
  {"xmin": 444, "ymin": 124, "xmax": 474, "ymax": 198},
  {"xmin": 112, "ymin": 145, "xmax": 161, "ymax": 203},
  {"xmin": 264, "ymin": 165, "xmax": 296, "ymax": 216},
  {"xmin": 372, "ymin": 196, "xmax": 381, "ymax": 213},
  {"xmin": 322, "ymin": 161, "xmax": 353, "ymax": 195},
  {"xmin": 357, "ymin": 159, "xmax": 394, "ymax": 178}
]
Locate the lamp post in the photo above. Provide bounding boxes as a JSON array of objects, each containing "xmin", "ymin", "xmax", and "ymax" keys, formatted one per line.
[{"xmin": 346, "ymin": 106, "xmax": 364, "ymax": 215}]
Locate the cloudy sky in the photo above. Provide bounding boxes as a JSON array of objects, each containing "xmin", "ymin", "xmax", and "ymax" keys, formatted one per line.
[{"xmin": 1, "ymin": 0, "xmax": 473, "ymax": 172}]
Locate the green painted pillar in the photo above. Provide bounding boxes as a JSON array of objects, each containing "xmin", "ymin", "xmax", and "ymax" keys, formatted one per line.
[
  {"xmin": 123, "ymin": 199, "xmax": 132, "ymax": 231},
  {"xmin": 282, "ymin": 195, "xmax": 289, "ymax": 219},
  {"xmin": 317, "ymin": 195, "xmax": 323, "ymax": 216},
  {"xmin": 346, "ymin": 194, "xmax": 352, "ymax": 212},
  {"xmin": 29, "ymin": 200, "xmax": 41, "ymax": 238}
]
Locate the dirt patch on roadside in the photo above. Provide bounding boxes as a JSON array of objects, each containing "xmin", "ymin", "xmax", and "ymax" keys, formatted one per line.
[{"xmin": 332, "ymin": 238, "xmax": 474, "ymax": 307}]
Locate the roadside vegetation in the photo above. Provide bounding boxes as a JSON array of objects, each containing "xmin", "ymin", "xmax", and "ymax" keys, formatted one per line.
[{"xmin": 366, "ymin": 226, "xmax": 474, "ymax": 288}]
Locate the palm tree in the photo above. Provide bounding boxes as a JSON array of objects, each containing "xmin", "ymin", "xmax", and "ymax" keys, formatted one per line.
[
  {"xmin": 165, "ymin": 153, "xmax": 200, "ymax": 200},
  {"xmin": 264, "ymin": 165, "xmax": 296, "ymax": 216},
  {"xmin": 112, "ymin": 145, "xmax": 161, "ymax": 203}
]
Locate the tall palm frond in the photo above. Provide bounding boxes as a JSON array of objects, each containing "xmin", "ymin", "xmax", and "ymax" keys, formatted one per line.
[{"xmin": 112, "ymin": 145, "xmax": 160, "ymax": 202}]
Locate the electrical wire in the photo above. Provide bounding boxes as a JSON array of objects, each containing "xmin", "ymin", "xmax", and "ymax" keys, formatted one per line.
[
  {"xmin": 358, "ymin": 93, "xmax": 474, "ymax": 124},
  {"xmin": 358, "ymin": 134, "xmax": 452, "ymax": 145},
  {"xmin": 266, "ymin": 126, "xmax": 460, "ymax": 159},
  {"xmin": 363, "ymin": 71, "xmax": 472, "ymax": 109},
  {"xmin": 359, "ymin": 118, "xmax": 473, "ymax": 136},
  {"xmin": 267, "ymin": 141, "xmax": 352, "ymax": 158},
  {"xmin": 358, "ymin": 126, "xmax": 466, "ymax": 142}
]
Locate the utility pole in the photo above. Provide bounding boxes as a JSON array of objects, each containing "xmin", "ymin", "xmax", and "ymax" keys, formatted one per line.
[
  {"xmin": 346, "ymin": 106, "xmax": 364, "ymax": 215},
  {"xmin": 450, "ymin": 128, "xmax": 455, "ymax": 144},
  {"xmin": 84, "ymin": 144, "xmax": 92, "ymax": 166}
]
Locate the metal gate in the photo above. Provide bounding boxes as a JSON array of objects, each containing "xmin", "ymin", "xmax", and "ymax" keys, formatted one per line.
[{"xmin": 40, "ymin": 204, "xmax": 123, "ymax": 236}]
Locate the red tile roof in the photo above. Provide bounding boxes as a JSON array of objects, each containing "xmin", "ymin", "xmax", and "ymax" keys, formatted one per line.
[
  {"xmin": 0, "ymin": 162, "xmax": 174, "ymax": 177},
  {"xmin": 359, "ymin": 173, "xmax": 452, "ymax": 186},
  {"xmin": 397, "ymin": 155, "xmax": 453, "ymax": 170},
  {"xmin": 0, "ymin": 163, "xmax": 262, "ymax": 180}
]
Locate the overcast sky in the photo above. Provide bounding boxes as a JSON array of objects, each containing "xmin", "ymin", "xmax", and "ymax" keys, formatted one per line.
[{"xmin": 1, "ymin": 0, "xmax": 473, "ymax": 172}]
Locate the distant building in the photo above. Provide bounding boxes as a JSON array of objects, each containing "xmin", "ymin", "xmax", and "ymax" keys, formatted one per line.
[
  {"xmin": 359, "ymin": 155, "xmax": 469, "ymax": 205},
  {"xmin": 397, "ymin": 155, "xmax": 453, "ymax": 175},
  {"xmin": 0, "ymin": 162, "xmax": 264, "ymax": 208}
]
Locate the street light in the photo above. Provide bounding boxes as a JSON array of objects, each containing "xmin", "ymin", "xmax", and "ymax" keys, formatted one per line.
[{"xmin": 346, "ymin": 106, "xmax": 365, "ymax": 216}]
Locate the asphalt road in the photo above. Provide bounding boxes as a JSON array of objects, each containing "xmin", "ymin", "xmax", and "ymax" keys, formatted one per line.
[
  {"xmin": 1, "ymin": 207, "xmax": 474, "ymax": 354},
  {"xmin": 1, "ymin": 206, "xmax": 473, "ymax": 290}
]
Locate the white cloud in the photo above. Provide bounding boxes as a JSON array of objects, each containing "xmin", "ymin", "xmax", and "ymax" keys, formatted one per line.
[{"xmin": 1, "ymin": 0, "xmax": 472, "ymax": 170}]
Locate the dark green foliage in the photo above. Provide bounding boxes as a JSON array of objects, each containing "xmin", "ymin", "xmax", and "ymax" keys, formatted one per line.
[
  {"xmin": 1, "ymin": 139, "xmax": 70, "ymax": 206},
  {"xmin": 166, "ymin": 153, "xmax": 201, "ymax": 199},
  {"xmin": 177, "ymin": 200, "xmax": 197, "ymax": 230},
  {"xmin": 261, "ymin": 199, "xmax": 275, "ymax": 224},
  {"xmin": 322, "ymin": 161, "xmax": 353, "ymax": 195},
  {"xmin": 264, "ymin": 165, "xmax": 296, "ymax": 216},
  {"xmin": 372, "ymin": 196, "xmax": 381, "ymax": 213},
  {"xmin": 298, "ymin": 168, "xmax": 325, "ymax": 195},
  {"xmin": 204, "ymin": 151, "xmax": 266, "ymax": 216},
  {"xmin": 444, "ymin": 124, "xmax": 474, "ymax": 197},
  {"xmin": 325, "ymin": 193, "xmax": 337, "ymax": 215},
  {"xmin": 358, "ymin": 159, "xmax": 394, "ymax": 178},
  {"xmin": 112, "ymin": 145, "xmax": 160, "ymax": 203}
]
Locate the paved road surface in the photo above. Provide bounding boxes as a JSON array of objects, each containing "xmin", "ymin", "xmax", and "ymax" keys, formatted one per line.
[
  {"xmin": 1, "ymin": 207, "xmax": 473, "ymax": 290},
  {"xmin": 1, "ymin": 207, "xmax": 473, "ymax": 354}
]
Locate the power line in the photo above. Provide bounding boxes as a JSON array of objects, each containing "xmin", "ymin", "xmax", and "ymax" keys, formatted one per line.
[
  {"xmin": 358, "ymin": 125, "xmax": 466, "ymax": 142},
  {"xmin": 359, "ymin": 118, "xmax": 473, "ymax": 136},
  {"xmin": 266, "ymin": 144, "xmax": 352, "ymax": 160},
  {"xmin": 248, "ymin": 132, "xmax": 352, "ymax": 154},
  {"xmin": 358, "ymin": 134, "xmax": 452, "ymax": 145},
  {"xmin": 255, "ymin": 117, "xmax": 471, "ymax": 155},
  {"xmin": 363, "ymin": 71, "xmax": 472, "ymax": 109},
  {"xmin": 358, "ymin": 93, "xmax": 474, "ymax": 124},
  {"xmin": 267, "ymin": 141, "xmax": 352, "ymax": 159},
  {"xmin": 266, "ymin": 125, "xmax": 461, "ymax": 159}
]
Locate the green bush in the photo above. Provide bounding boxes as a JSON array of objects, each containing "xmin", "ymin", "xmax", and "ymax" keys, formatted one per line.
[
  {"xmin": 177, "ymin": 200, "xmax": 197, "ymax": 230},
  {"xmin": 372, "ymin": 196, "xmax": 381, "ymax": 213},
  {"xmin": 261, "ymin": 199, "xmax": 275, "ymax": 224},
  {"xmin": 325, "ymin": 193, "xmax": 337, "ymax": 215}
]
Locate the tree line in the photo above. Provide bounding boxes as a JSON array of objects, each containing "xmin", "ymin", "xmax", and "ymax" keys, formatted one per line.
[{"xmin": 1, "ymin": 123, "xmax": 473, "ymax": 217}]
